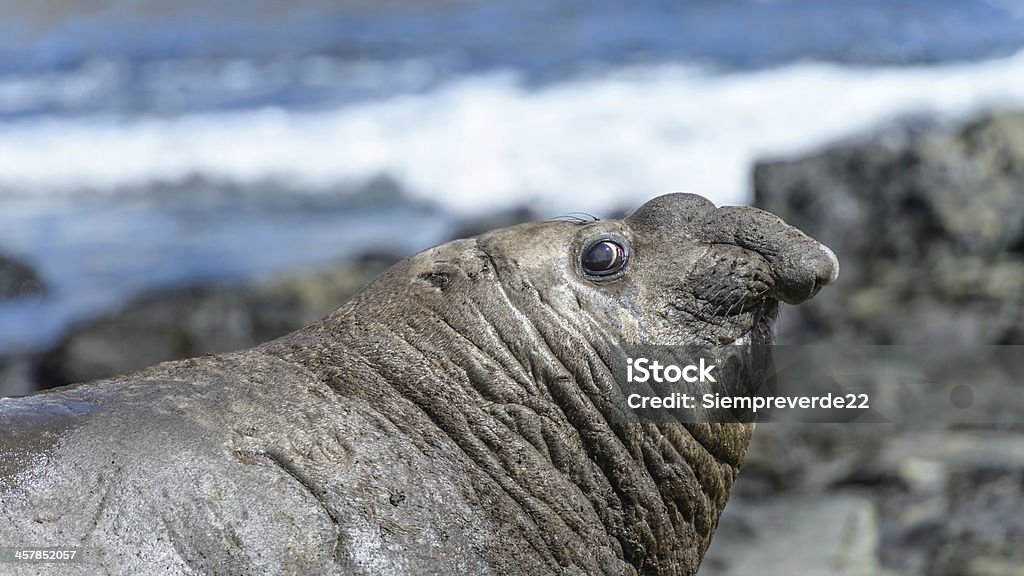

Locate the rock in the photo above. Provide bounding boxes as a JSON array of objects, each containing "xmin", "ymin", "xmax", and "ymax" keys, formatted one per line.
[
  {"xmin": 871, "ymin": 431, "xmax": 1024, "ymax": 475},
  {"xmin": 736, "ymin": 423, "xmax": 889, "ymax": 499},
  {"xmin": 754, "ymin": 110, "xmax": 1024, "ymax": 345},
  {"xmin": 960, "ymin": 556, "xmax": 1024, "ymax": 576},
  {"xmin": 934, "ymin": 469, "xmax": 1024, "ymax": 570},
  {"xmin": 0, "ymin": 356, "xmax": 36, "ymax": 398},
  {"xmin": 702, "ymin": 494, "xmax": 882, "ymax": 576},
  {"xmin": 34, "ymin": 254, "xmax": 397, "ymax": 388},
  {"xmin": 878, "ymin": 467, "xmax": 1024, "ymax": 576},
  {"xmin": 0, "ymin": 251, "xmax": 44, "ymax": 301}
]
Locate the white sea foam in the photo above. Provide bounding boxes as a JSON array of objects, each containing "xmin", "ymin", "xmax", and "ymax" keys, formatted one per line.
[{"xmin": 2, "ymin": 50, "xmax": 1024, "ymax": 215}]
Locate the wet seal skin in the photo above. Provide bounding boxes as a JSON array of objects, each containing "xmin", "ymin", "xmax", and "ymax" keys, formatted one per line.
[{"xmin": 0, "ymin": 193, "xmax": 837, "ymax": 575}]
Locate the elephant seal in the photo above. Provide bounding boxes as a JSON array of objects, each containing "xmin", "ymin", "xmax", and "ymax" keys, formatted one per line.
[{"xmin": 0, "ymin": 193, "xmax": 837, "ymax": 575}]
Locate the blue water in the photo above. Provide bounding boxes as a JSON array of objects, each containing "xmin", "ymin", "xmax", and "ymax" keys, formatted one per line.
[
  {"xmin": 1, "ymin": 0, "xmax": 1023, "ymax": 356},
  {"xmin": 0, "ymin": 185, "xmax": 453, "ymax": 352},
  {"xmin": 0, "ymin": 0, "xmax": 1022, "ymax": 119}
]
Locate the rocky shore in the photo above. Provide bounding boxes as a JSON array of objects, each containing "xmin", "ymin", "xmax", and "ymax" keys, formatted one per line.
[
  {"xmin": 0, "ymin": 251, "xmax": 43, "ymax": 302},
  {"xmin": 32, "ymin": 253, "xmax": 397, "ymax": 389}
]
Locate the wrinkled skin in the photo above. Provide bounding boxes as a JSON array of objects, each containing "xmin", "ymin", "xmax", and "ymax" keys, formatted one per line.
[{"xmin": 0, "ymin": 194, "xmax": 837, "ymax": 575}]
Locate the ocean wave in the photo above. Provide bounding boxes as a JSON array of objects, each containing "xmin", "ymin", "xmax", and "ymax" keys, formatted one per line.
[{"xmin": 2, "ymin": 50, "xmax": 1024, "ymax": 214}]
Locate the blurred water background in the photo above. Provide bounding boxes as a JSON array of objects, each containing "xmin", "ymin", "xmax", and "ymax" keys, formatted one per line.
[{"xmin": 2, "ymin": 0, "xmax": 1024, "ymax": 354}]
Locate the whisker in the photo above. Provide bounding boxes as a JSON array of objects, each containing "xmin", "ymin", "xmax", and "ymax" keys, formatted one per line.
[{"xmin": 550, "ymin": 212, "xmax": 603, "ymax": 224}]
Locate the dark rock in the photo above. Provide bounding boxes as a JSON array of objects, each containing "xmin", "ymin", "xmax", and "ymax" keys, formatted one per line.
[
  {"xmin": 736, "ymin": 423, "xmax": 888, "ymax": 499},
  {"xmin": 0, "ymin": 251, "xmax": 44, "ymax": 301},
  {"xmin": 754, "ymin": 110, "xmax": 1024, "ymax": 345},
  {"xmin": 0, "ymin": 355, "xmax": 36, "ymax": 397},
  {"xmin": 34, "ymin": 255, "xmax": 397, "ymax": 388}
]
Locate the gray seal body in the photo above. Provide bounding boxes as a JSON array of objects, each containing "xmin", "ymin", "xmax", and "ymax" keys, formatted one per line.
[{"xmin": 0, "ymin": 194, "xmax": 838, "ymax": 575}]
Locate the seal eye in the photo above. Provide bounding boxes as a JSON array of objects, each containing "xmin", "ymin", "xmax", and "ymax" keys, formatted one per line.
[{"xmin": 582, "ymin": 240, "xmax": 627, "ymax": 277}]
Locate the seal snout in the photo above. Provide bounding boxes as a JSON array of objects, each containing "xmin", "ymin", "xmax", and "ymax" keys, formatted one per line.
[
  {"xmin": 779, "ymin": 240, "xmax": 839, "ymax": 304},
  {"xmin": 692, "ymin": 204, "xmax": 839, "ymax": 305}
]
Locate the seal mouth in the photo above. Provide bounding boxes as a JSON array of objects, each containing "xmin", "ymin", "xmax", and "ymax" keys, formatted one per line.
[
  {"xmin": 752, "ymin": 299, "xmax": 779, "ymax": 343},
  {"xmin": 720, "ymin": 298, "xmax": 779, "ymax": 347}
]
